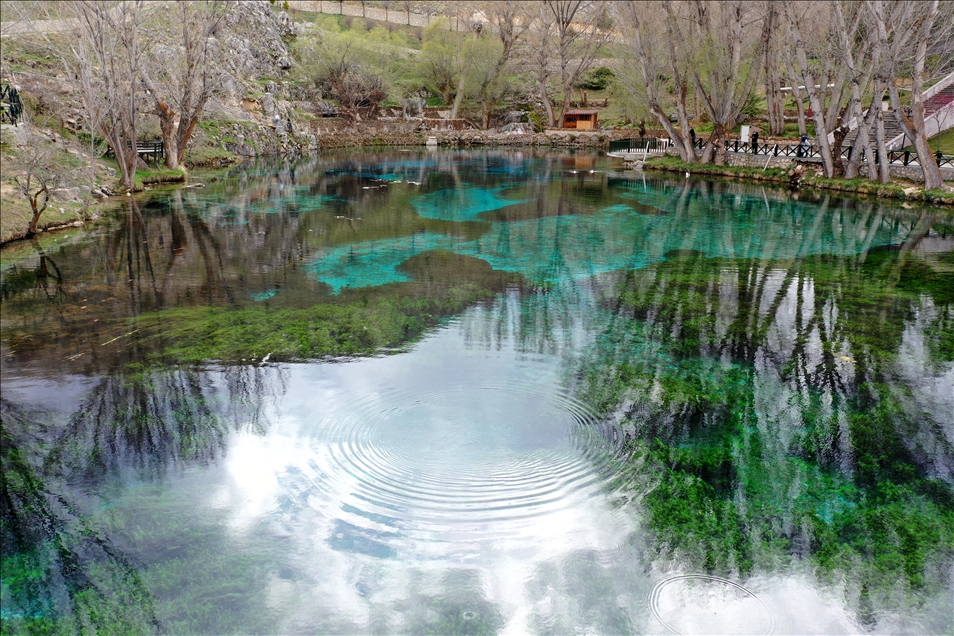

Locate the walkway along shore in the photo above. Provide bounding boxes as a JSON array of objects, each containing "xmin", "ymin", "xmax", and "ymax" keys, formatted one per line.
[{"xmin": 638, "ymin": 156, "xmax": 954, "ymax": 207}]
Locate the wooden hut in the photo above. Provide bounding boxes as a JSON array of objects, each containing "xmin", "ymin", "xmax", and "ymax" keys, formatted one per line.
[{"xmin": 562, "ymin": 109, "xmax": 599, "ymax": 130}]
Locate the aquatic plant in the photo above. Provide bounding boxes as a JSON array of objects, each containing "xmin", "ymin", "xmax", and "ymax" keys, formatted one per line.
[{"xmin": 581, "ymin": 247, "xmax": 954, "ymax": 617}]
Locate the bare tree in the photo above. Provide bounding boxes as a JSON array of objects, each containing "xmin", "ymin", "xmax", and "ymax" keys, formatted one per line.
[
  {"xmin": 523, "ymin": 1, "xmax": 559, "ymax": 127},
  {"xmin": 12, "ymin": 127, "xmax": 66, "ymax": 236},
  {"xmin": 618, "ymin": 1, "xmax": 763, "ymax": 165},
  {"xmin": 400, "ymin": 0, "xmax": 416, "ymax": 25},
  {"xmin": 67, "ymin": 0, "xmax": 146, "ymax": 191},
  {"xmin": 784, "ymin": 0, "xmax": 839, "ymax": 177},
  {"xmin": 140, "ymin": 1, "xmax": 231, "ymax": 170},
  {"xmin": 544, "ymin": 0, "xmax": 611, "ymax": 126},
  {"xmin": 680, "ymin": 1, "xmax": 764, "ymax": 165},
  {"xmin": 312, "ymin": 42, "xmax": 388, "ymax": 124},
  {"xmin": 617, "ymin": 0, "xmax": 697, "ymax": 161},
  {"xmin": 19, "ymin": 0, "xmax": 146, "ymax": 190},
  {"xmin": 877, "ymin": 0, "xmax": 947, "ymax": 190},
  {"xmin": 467, "ymin": 0, "xmax": 527, "ymax": 128},
  {"xmin": 832, "ymin": 1, "xmax": 878, "ymax": 180},
  {"xmin": 761, "ymin": 3, "xmax": 785, "ymax": 136}
]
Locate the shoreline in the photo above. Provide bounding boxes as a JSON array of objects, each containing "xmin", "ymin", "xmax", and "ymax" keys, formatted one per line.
[
  {"xmin": 5, "ymin": 144, "xmax": 953, "ymax": 247},
  {"xmin": 639, "ymin": 156, "xmax": 954, "ymax": 207}
]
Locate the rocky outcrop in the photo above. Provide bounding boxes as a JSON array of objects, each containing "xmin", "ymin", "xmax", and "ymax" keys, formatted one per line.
[{"xmin": 216, "ymin": 2, "xmax": 294, "ymax": 80}]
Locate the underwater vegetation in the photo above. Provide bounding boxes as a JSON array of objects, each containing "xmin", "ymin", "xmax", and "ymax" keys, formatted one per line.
[
  {"xmin": 0, "ymin": 365, "xmax": 283, "ymax": 634},
  {"xmin": 2, "ymin": 151, "xmax": 952, "ymax": 633},
  {"xmin": 581, "ymin": 246, "xmax": 953, "ymax": 630}
]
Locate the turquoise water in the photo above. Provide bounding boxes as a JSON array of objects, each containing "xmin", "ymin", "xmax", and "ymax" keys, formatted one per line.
[{"xmin": 1, "ymin": 150, "xmax": 952, "ymax": 635}]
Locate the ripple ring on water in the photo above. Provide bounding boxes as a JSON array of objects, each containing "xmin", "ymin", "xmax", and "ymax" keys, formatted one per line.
[
  {"xmin": 648, "ymin": 574, "xmax": 778, "ymax": 636},
  {"xmin": 318, "ymin": 384, "xmax": 620, "ymax": 530}
]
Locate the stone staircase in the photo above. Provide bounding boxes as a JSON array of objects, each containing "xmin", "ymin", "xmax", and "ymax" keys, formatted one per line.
[{"xmin": 841, "ymin": 72, "xmax": 954, "ymax": 149}]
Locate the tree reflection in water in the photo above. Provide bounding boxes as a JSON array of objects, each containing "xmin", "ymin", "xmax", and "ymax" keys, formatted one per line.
[
  {"xmin": 0, "ymin": 364, "xmax": 286, "ymax": 632},
  {"xmin": 576, "ymin": 203, "xmax": 952, "ymax": 628},
  {"xmin": 2, "ymin": 152, "xmax": 952, "ymax": 632}
]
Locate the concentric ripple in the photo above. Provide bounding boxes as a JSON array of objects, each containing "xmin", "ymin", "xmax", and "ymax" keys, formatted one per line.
[
  {"xmin": 313, "ymin": 384, "xmax": 620, "ymax": 538},
  {"xmin": 649, "ymin": 574, "xmax": 778, "ymax": 635}
]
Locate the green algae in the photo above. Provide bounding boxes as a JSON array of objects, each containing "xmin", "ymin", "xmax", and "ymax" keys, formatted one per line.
[
  {"xmin": 582, "ymin": 247, "xmax": 954, "ymax": 600},
  {"xmin": 2, "ymin": 151, "xmax": 952, "ymax": 632},
  {"xmin": 136, "ymin": 253, "xmax": 521, "ymax": 365}
]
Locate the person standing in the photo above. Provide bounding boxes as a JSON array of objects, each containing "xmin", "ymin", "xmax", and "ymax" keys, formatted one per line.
[
  {"xmin": 798, "ymin": 134, "xmax": 809, "ymax": 157},
  {"xmin": 689, "ymin": 128, "xmax": 696, "ymax": 146},
  {"xmin": 751, "ymin": 130, "xmax": 759, "ymax": 154}
]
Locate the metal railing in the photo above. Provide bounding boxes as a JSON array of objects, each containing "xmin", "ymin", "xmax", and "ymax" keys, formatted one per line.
[
  {"xmin": 609, "ymin": 137, "xmax": 673, "ymax": 153},
  {"xmin": 686, "ymin": 138, "xmax": 952, "ymax": 167}
]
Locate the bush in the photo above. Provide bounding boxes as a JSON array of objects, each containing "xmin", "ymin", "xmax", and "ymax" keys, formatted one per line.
[{"xmin": 575, "ymin": 66, "xmax": 615, "ymax": 91}]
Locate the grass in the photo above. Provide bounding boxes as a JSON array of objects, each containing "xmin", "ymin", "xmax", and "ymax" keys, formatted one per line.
[
  {"xmin": 901, "ymin": 127, "xmax": 954, "ymax": 154},
  {"xmin": 0, "ymin": 194, "xmax": 87, "ymax": 244},
  {"xmin": 100, "ymin": 158, "xmax": 186, "ymax": 190},
  {"xmin": 643, "ymin": 156, "xmax": 954, "ymax": 205}
]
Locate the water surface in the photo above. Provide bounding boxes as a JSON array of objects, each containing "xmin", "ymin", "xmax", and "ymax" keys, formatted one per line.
[{"xmin": 2, "ymin": 150, "xmax": 952, "ymax": 634}]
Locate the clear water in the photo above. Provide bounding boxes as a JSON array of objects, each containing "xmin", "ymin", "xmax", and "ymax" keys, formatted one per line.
[{"xmin": 1, "ymin": 150, "xmax": 952, "ymax": 635}]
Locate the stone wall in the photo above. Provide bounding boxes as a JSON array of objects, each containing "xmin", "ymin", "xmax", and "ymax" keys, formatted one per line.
[
  {"xmin": 667, "ymin": 149, "xmax": 953, "ymax": 183},
  {"xmin": 198, "ymin": 125, "xmax": 630, "ymax": 162}
]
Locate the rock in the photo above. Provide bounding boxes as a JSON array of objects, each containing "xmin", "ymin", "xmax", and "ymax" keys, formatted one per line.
[
  {"xmin": 498, "ymin": 122, "xmax": 534, "ymax": 135},
  {"xmin": 266, "ymin": 81, "xmax": 279, "ymax": 95},
  {"xmin": 217, "ymin": 1, "xmax": 294, "ymax": 81},
  {"xmin": 261, "ymin": 93, "xmax": 275, "ymax": 116},
  {"xmin": 276, "ymin": 11, "xmax": 297, "ymax": 38},
  {"xmin": 404, "ymin": 96, "xmax": 425, "ymax": 118},
  {"xmin": 52, "ymin": 187, "xmax": 82, "ymax": 202}
]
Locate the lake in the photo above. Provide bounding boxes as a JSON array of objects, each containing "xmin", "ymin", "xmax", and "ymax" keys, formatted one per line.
[{"xmin": 1, "ymin": 150, "xmax": 952, "ymax": 635}]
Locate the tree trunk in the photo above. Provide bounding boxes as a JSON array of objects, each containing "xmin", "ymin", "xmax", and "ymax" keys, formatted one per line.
[
  {"xmin": 711, "ymin": 123, "xmax": 727, "ymax": 165},
  {"xmin": 786, "ymin": 3, "xmax": 836, "ymax": 177},
  {"xmin": 158, "ymin": 106, "xmax": 179, "ymax": 170},
  {"xmin": 176, "ymin": 113, "xmax": 203, "ymax": 166},
  {"xmin": 538, "ymin": 68, "xmax": 555, "ymax": 127},
  {"xmin": 450, "ymin": 27, "xmax": 480, "ymax": 120},
  {"xmin": 912, "ymin": 129, "xmax": 944, "ymax": 190},
  {"xmin": 648, "ymin": 105, "xmax": 692, "ymax": 162},
  {"xmin": 831, "ymin": 122, "xmax": 847, "ymax": 177},
  {"xmin": 762, "ymin": 5, "xmax": 784, "ymax": 136},
  {"xmin": 891, "ymin": 0, "xmax": 944, "ymax": 189},
  {"xmin": 847, "ymin": 83, "xmax": 886, "ymax": 181},
  {"xmin": 27, "ymin": 188, "xmax": 47, "ymax": 236},
  {"xmin": 874, "ymin": 107, "xmax": 890, "ymax": 184}
]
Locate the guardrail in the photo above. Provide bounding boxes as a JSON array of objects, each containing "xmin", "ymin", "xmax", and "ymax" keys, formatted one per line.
[
  {"xmin": 687, "ymin": 138, "xmax": 952, "ymax": 167},
  {"xmin": 609, "ymin": 137, "xmax": 673, "ymax": 153}
]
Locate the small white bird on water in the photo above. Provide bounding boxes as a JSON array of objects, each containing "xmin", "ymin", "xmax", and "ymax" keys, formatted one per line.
[{"xmin": 685, "ymin": 171, "xmax": 690, "ymax": 178}]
